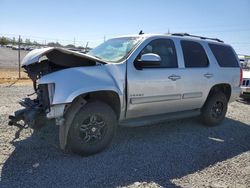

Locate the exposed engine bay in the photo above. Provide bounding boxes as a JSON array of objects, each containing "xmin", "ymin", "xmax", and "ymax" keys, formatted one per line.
[
  {"xmin": 9, "ymin": 47, "xmax": 106, "ymax": 128},
  {"xmin": 23, "ymin": 48, "xmax": 105, "ymax": 90}
]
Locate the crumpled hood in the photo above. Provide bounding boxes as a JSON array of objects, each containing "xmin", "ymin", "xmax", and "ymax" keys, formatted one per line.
[
  {"xmin": 21, "ymin": 47, "xmax": 107, "ymax": 67},
  {"xmin": 243, "ymin": 70, "xmax": 250, "ymax": 79}
]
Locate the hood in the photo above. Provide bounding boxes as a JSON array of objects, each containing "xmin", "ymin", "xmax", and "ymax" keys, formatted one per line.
[
  {"xmin": 243, "ymin": 70, "xmax": 250, "ymax": 79},
  {"xmin": 21, "ymin": 47, "xmax": 107, "ymax": 67}
]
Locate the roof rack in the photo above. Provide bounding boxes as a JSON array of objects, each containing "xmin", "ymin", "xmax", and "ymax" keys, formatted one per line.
[{"xmin": 171, "ymin": 33, "xmax": 224, "ymax": 43}]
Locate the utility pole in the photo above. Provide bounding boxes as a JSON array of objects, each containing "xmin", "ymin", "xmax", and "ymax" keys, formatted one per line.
[
  {"xmin": 18, "ymin": 35, "xmax": 21, "ymax": 78},
  {"xmin": 167, "ymin": 28, "xmax": 170, "ymax": 34},
  {"xmin": 74, "ymin": 37, "xmax": 76, "ymax": 47},
  {"xmin": 85, "ymin": 42, "xmax": 89, "ymax": 53},
  {"xmin": 104, "ymin": 36, "xmax": 106, "ymax": 42}
]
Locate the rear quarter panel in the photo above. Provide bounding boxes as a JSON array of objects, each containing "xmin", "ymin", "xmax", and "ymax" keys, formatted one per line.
[{"xmin": 204, "ymin": 42, "xmax": 240, "ymax": 102}]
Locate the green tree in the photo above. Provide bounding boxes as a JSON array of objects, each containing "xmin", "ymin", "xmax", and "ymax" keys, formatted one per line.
[
  {"xmin": 0, "ymin": 37, "xmax": 10, "ymax": 45},
  {"xmin": 25, "ymin": 39, "xmax": 32, "ymax": 45},
  {"xmin": 47, "ymin": 42, "xmax": 62, "ymax": 47},
  {"xmin": 65, "ymin": 44, "xmax": 75, "ymax": 48}
]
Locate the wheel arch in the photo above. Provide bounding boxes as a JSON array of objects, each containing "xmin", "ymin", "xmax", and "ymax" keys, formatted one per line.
[
  {"xmin": 206, "ymin": 83, "xmax": 232, "ymax": 103},
  {"xmin": 59, "ymin": 90, "xmax": 121, "ymax": 151},
  {"xmin": 70, "ymin": 90, "xmax": 121, "ymax": 119},
  {"xmin": 200, "ymin": 83, "xmax": 230, "ymax": 126}
]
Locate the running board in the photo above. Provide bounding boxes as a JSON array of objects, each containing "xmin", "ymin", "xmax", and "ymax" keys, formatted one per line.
[{"xmin": 119, "ymin": 109, "xmax": 200, "ymax": 127}]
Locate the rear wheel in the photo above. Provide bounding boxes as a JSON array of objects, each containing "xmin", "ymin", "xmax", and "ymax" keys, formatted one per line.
[
  {"xmin": 67, "ymin": 101, "xmax": 117, "ymax": 155},
  {"xmin": 200, "ymin": 91, "xmax": 228, "ymax": 126}
]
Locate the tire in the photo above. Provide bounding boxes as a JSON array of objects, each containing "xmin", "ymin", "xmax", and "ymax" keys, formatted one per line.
[
  {"xmin": 67, "ymin": 101, "xmax": 117, "ymax": 155},
  {"xmin": 200, "ymin": 91, "xmax": 228, "ymax": 126}
]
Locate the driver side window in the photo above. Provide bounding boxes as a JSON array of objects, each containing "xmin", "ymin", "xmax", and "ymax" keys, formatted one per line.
[{"xmin": 138, "ymin": 39, "xmax": 178, "ymax": 68}]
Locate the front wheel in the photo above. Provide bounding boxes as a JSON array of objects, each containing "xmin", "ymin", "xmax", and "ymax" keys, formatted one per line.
[
  {"xmin": 67, "ymin": 101, "xmax": 117, "ymax": 155},
  {"xmin": 200, "ymin": 91, "xmax": 228, "ymax": 126}
]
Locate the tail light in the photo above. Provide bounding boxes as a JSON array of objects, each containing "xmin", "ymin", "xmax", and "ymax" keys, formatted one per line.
[{"xmin": 240, "ymin": 68, "xmax": 243, "ymax": 86}]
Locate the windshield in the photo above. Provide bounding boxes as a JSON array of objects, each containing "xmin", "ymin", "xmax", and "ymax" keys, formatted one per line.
[{"xmin": 88, "ymin": 37, "xmax": 142, "ymax": 63}]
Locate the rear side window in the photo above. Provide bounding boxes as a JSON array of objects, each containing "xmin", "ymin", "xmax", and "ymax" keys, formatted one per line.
[
  {"xmin": 209, "ymin": 44, "xmax": 239, "ymax": 67},
  {"xmin": 181, "ymin": 40, "xmax": 209, "ymax": 68}
]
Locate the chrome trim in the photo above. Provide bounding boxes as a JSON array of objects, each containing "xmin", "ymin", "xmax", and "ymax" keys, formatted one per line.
[
  {"xmin": 182, "ymin": 92, "xmax": 203, "ymax": 99},
  {"xmin": 130, "ymin": 94, "xmax": 181, "ymax": 104}
]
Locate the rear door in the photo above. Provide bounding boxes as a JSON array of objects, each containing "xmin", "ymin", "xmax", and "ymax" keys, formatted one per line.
[{"xmin": 176, "ymin": 40, "xmax": 212, "ymax": 110}]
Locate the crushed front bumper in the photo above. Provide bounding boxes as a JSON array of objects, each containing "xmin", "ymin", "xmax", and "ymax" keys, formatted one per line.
[
  {"xmin": 8, "ymin": 98, "xmax": 46, "ymax": 129},
  {"xmin": 8, "ymin": 97, "xmax": 66, "ymax": 129}
]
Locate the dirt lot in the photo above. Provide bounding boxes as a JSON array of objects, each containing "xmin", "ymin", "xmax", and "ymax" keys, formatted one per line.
[{"xmin": 0, "ymin": 84, "xmax": 249, "ymax": 188}]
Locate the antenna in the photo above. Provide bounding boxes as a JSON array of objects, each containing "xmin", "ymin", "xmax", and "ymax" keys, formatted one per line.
[{"xmin": 139, "ymin": 30, "xmax": 144, "ymax": 35}]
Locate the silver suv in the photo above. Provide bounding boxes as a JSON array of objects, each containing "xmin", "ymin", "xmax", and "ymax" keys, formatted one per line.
[{"xmin": 9, "ymin": 33, "xmax": 241, "ymax": 155}]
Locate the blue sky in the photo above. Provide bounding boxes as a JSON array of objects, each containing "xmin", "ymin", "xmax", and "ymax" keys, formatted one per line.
[{"xmin": 0, "ymin": 0, "xmax": 250, "ymax": 54}]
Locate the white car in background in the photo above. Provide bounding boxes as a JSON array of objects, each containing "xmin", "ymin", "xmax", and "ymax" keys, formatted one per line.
[{"xmin": 241, "ymin": 64, "xmax": 250, "ymax": 100}]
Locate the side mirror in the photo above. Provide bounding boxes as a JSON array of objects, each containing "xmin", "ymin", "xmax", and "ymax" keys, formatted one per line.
[{"xmin": 134, "ymin": 53, "xmax": 161, "ymax": 70}]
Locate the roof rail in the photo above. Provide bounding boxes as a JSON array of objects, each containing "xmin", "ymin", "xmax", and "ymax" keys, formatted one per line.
[{"xmin": 171, "ymin": 33, "xmax": 224, "ymax": 43}]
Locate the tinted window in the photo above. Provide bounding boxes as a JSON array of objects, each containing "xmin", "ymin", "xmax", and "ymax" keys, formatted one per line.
[
  {"xmin": 181, "ymin": 40, "xmax": 209, "ymax": 67},
  {"xmin": 209, "ymin": 44, "xmax": 239, "ymax": 67},
  {"xmin": 139, "ymin": 39, "xmax": 178, "ymax": 68}
]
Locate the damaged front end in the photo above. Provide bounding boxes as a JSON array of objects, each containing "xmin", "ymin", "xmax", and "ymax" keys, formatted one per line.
[
  {"xmin": 9, "ymin": 47, "xmax": 106, "ymax": 129},
  {"xmin": 9, "ymin": 83, "xmax": 56, "ymax": 129}
]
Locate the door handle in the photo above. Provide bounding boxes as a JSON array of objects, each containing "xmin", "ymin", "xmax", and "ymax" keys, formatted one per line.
[
  {"xmin": 168, "ymin": 74, "xmax": 181, "ymax": 81},
  {"xmin": 204, "ymin": 73, "xmax": 213, "ymax": 78}
]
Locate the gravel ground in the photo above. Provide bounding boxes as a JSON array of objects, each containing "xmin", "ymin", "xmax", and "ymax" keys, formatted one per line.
[{"xmin": 0, "ymin": 84, "xmax": 250, "ymax": 188}]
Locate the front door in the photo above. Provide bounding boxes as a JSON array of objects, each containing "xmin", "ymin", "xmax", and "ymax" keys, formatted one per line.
[{"xmin": 126, "ymin": 38, "xmax": 183, "ymax": 119}]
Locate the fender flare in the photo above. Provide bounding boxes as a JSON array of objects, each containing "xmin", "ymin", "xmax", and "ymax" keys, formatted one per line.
[{"xmin": 59, "ymin": 97, "xmax": 86, "ymax": 151}]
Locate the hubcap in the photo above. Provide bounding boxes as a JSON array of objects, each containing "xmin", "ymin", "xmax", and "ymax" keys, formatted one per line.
[
  {"xmin": 211, "ymin": 101, "xmax": 224, "ymax": 119},
  {"xmin": 79, "ymin": 115, "xmax": 106, "ymax": 143}
]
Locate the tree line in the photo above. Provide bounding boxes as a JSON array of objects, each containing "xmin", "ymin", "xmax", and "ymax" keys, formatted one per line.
[{"xmin": 0, "ymin": 36, "xmax": 79, "ymax": 48}]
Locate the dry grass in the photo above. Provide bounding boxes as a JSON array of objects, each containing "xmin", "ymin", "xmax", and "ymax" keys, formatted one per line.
[{"xmin": 0, "ymin": 69, "xmax": 32, "ymax": 85}]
